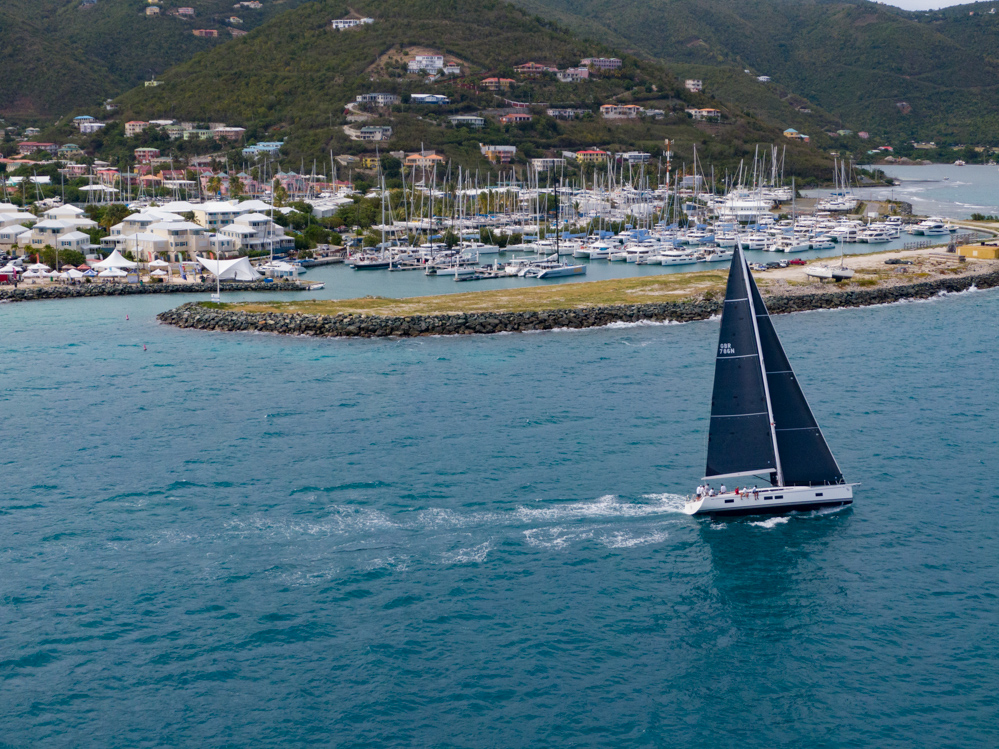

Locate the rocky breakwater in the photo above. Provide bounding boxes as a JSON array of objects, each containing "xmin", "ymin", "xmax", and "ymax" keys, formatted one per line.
[
  {"xmin": 157, "ymin": 301, "xmax": 723, "ymax": 337},
  {"xmin": 156, "ymin": 267, "xmax": 999, "ymax": 339},
  {"xmin": 0, "ymin": 281, "xmax": 308, "ymax": 303}
]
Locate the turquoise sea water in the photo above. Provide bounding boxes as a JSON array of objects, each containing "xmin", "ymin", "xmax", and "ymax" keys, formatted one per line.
[{"xmin": 2, "ymin": 285, "xmax": 998, "ymax": 746}]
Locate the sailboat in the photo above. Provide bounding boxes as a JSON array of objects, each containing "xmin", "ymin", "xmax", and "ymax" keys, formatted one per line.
[{"xmin": 684, "ymin": 247, "xmax": 855, "ymax": 516}]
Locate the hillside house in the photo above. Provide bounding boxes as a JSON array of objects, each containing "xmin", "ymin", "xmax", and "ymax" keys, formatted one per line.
[
  {"xmin": 600, "ymin": 104, "xmax": 642, "ymax": 119},
  {"xmin": 243, "ymin": 141, "xmax": 283, "ymax": 156},
  {"xmin": 783, "ymin": 128, "xmax": 810, "ymax": 143},
  {"xmin": 356, "ymin": 93, "xmax": 401, "ymax": 107},
  {"xmin": 146, "ymin": 7, "xmax": 160, "ymax": 15},
  {"xmin": 213, "ymin": 126, "xmax": 246, "ymax": 140},
  {"xmin": 757, "ymin": 75, "xmax": 771, "ymax": 83},
  {"xmin": 404, "ymin": 152, "xmax": 446, "ymax": 170},
  {"xmin": 331, "ymin": 17, "xmax": 374, "ymax": 30},
  {"xmin": 193, "ymin": 29, "xmax": 219, "ymax": 37},
  {"xmin": 514, "ymin": 62, "xmax": 557, "ymax": 77},
  {"xmin": 17, "ymin": 142, "xmax": 58, "ymax": 155},
  {"xmin": 125, "ymin": 120, "xmax": 149, "ymax": 137},
  {"xmin": 72, "ymin": 115, "xmax": 96, "ymax": 130},
  {"xmin": 481, "ymin": 77, "xmax": 515, "ymax": 91},
  {"xmin": 177, "ymin": 7, "xmax": 195, "ymax": 16},
  {"xmin": 344, "ymin": 125, "xmax": 393, "ymax": 141},
  {"xmin": 546, "ymin": 108, "xmax": 588, "ymax": 120},
  {"xmin": 499, "ymin": 113, "xmax": 532, "ymax": 125},
  {"xmin": 58, "ymin": 144, "xmax": 84, "ymax": 159},
  {"xmin": 80, "ymin": 121, "xmax": 107, "ymax": 134},
  {"xmin": 449, "ymin": 115, "xmax": 485, "ymax": 129},
  {"xmin": 480, "ymin": 144, "xmax": 517, "ymax": 163},
  {"xmin": 134, "ymin": 147, "xmax": 161, "ymax": 163},
  {"xmin": 556, "ymin": 67, "xmax": 589, "ymax": 83},
  {"xmin": 411, "ymin": 94, "xmax": 450, "ymax": 105},
  {"xmin": 531, "ymin": 157, "xmax": 566, "ymax": 171},
  {"xmin": 685, "ymin": 79, "xmax": 703, "ymax": 93},
  {"xmin": 575, "ymin": 149, "xmax": 609, "ymax": 163},
  {"xmin": 581, "ymin": 57, "xmax": 622, "ymax": 70},
  {"xmin": 686, "ymin": 108, "xmax": 721, "ymax": 121},
  {"xmin": 616, "ymin": 151, "xmax": 651, "ymax": 164},
  {"xmin": 408, "ymin": 55, "xmax": 444, "ymax": 73}
]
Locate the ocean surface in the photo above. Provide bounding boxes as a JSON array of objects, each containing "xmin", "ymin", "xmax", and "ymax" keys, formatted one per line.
[
  {"xmin": 805, "ymin": 163, "xmax": 999, "ymax": 219},
  {"xmin": 2, "ymin": 280, "xmax": 998, "ymax": 746}
]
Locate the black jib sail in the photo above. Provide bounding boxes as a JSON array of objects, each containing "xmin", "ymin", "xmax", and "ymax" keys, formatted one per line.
[
  {"xmin": 748, "ymin": 263, "xmax": 844, "ymax": 486},
  {"xmin": 705, "ymin": 248, "xmax": 844, "ymax": 487},
  {"xmin": 705, "ymin": 248, "xmax": 777, "ymax": 480}
]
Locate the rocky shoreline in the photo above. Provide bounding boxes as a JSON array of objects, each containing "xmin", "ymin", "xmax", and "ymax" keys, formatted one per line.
[
  {"xmin": 0, "ymin": 281, "xmax": 309, "ymax": 303},
  {"xmin": 156, "ymin": 268, "xmax": 999, "ymax": 338}
]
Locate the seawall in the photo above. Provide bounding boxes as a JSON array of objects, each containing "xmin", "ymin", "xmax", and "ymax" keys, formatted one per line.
[
  {"xmin": 0, "ymin": 281, "xmax": 309, "ymax": 303},
  {"xmin": 156, "ymin": 269, "xmax": 999, "ymax": 338}
]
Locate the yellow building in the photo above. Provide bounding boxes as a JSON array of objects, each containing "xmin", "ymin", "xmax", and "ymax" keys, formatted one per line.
[
  {"xmin": 958, "ymin": 243, "xmax": 999, "ymax": 259},
  {"xmin": 359, "ymin": 156, "xmax": 379, "ymax": 169}
]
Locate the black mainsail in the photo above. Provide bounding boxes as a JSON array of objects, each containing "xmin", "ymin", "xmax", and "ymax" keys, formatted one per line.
[{"xmin": 706, "ymin": 248, "xmax": 844, "ymax": 487}]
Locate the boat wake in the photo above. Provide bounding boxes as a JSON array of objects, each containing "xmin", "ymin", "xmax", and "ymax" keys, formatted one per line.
[
  {"xmin": 515, "ymin": 493, "xmax": 688, "ymax": 522},
  {"xmin": 748, "ymin": 516, "xmax": 789, "ymax": 529}
]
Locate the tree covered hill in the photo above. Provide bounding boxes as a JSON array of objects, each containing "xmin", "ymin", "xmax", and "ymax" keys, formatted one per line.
[
  {"xmin": 0, "ymin": 0, "xmax": 311, "ymax": 121},
  {"xmin": 510, "ymin": 0, "xmax": 999, "ymax": 145},
  {"xmin": 108, "ymin": 0, "xmax": 834, "ymax": 180}
]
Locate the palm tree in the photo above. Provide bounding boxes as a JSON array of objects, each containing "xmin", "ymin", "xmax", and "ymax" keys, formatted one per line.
[
  {"xmin": 229, "ymin": 175, "xmax": 244, "ymax": 200},
  {"xmin": 206, "ymin": 175, "xmax": 222, "ymax": 197},
  {"xmin": 100, "ymin": 203, "xmax": 131, "ymax": 232}
]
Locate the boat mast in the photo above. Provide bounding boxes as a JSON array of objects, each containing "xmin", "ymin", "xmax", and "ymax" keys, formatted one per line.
[{"xmin": 741, "ymin": 252, "xmax": 784, "ymax": 486}]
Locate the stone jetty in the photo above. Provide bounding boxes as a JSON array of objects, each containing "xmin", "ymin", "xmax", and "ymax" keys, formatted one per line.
[
  {"xmin": 0, "ymin": 281, "xmax": 309, "ymax": 303},
  {"xmin": 156, "ymin": 268, "xmax": 999, "ymax": 339}
]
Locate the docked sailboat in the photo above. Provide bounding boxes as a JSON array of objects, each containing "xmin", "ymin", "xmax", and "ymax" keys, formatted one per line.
[{"xmin": 684, "ymin": 247, "xmax": 854, "ymax": 516}]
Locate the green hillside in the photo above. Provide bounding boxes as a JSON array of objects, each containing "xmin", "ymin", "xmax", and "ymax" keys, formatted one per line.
[
  {"xmin": 510, "ymin": 0, "xmax": 999, "ymax": 145},
  {"xmin": 109, "ymin": 0, "xmax": 835, "ymax": 180},
  {"xmin": 0, "ymin": 0, "xmax": 310, "ymax": 121}
]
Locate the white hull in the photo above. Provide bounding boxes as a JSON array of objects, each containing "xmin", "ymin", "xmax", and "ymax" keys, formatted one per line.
[
  {"xmin": 683, "ymin": 484, "xmax": 854, "ymax": 516},
  {"xmin": 536, "ymin": 264, "xmax": 587, "ymax": 279}
]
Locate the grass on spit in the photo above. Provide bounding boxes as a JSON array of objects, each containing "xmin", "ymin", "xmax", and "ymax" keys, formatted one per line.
[{"xmin": 222, "ymin": 272, "xmax": 731, "ymax": 317}]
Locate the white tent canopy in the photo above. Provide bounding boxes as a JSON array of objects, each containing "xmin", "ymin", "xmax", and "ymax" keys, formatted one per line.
[
  {"xmin": 195, "ymin": 256, "xmax": 261, "ymax": 281},
  {"xmin": 93, "ymin": 249, "xmax": 138, "ymax": 270},
  {"xmin": 98, "ymin": 267, "xmax": 128, "ymax": 278},
  {"xmin": 148, "ymin": 258, "xmax": 171, "ymax": 268}
]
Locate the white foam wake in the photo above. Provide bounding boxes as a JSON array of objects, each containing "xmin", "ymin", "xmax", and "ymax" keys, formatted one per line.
[
  {"xmin": 600, "ymin": 529, "xmax": 669, "ymax": 548},
  {"xmin": 439, "ymin": 541, "xmax": 491, "ymax": 564},
  {"xmin": 515, "ymin": 493, "xmax": 688, "ymax": 522},
  {"xmin": 748, "ymin": 516, "xmax": 789, "ymax": 529}
]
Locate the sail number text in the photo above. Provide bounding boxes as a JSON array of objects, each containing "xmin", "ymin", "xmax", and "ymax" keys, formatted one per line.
[{"xmin": 719, "ymin": 343, "xmax": 735, "ymax": 355}]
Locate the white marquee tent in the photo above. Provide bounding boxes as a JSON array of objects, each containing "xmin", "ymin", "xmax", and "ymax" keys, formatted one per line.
[
  {"xmin": 93, "ymin": 249, "xmax": 138, "ymax": 270},
  {"xmin": 195, "ymin": 256, "xmax": 261, "ymax": 281}
]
